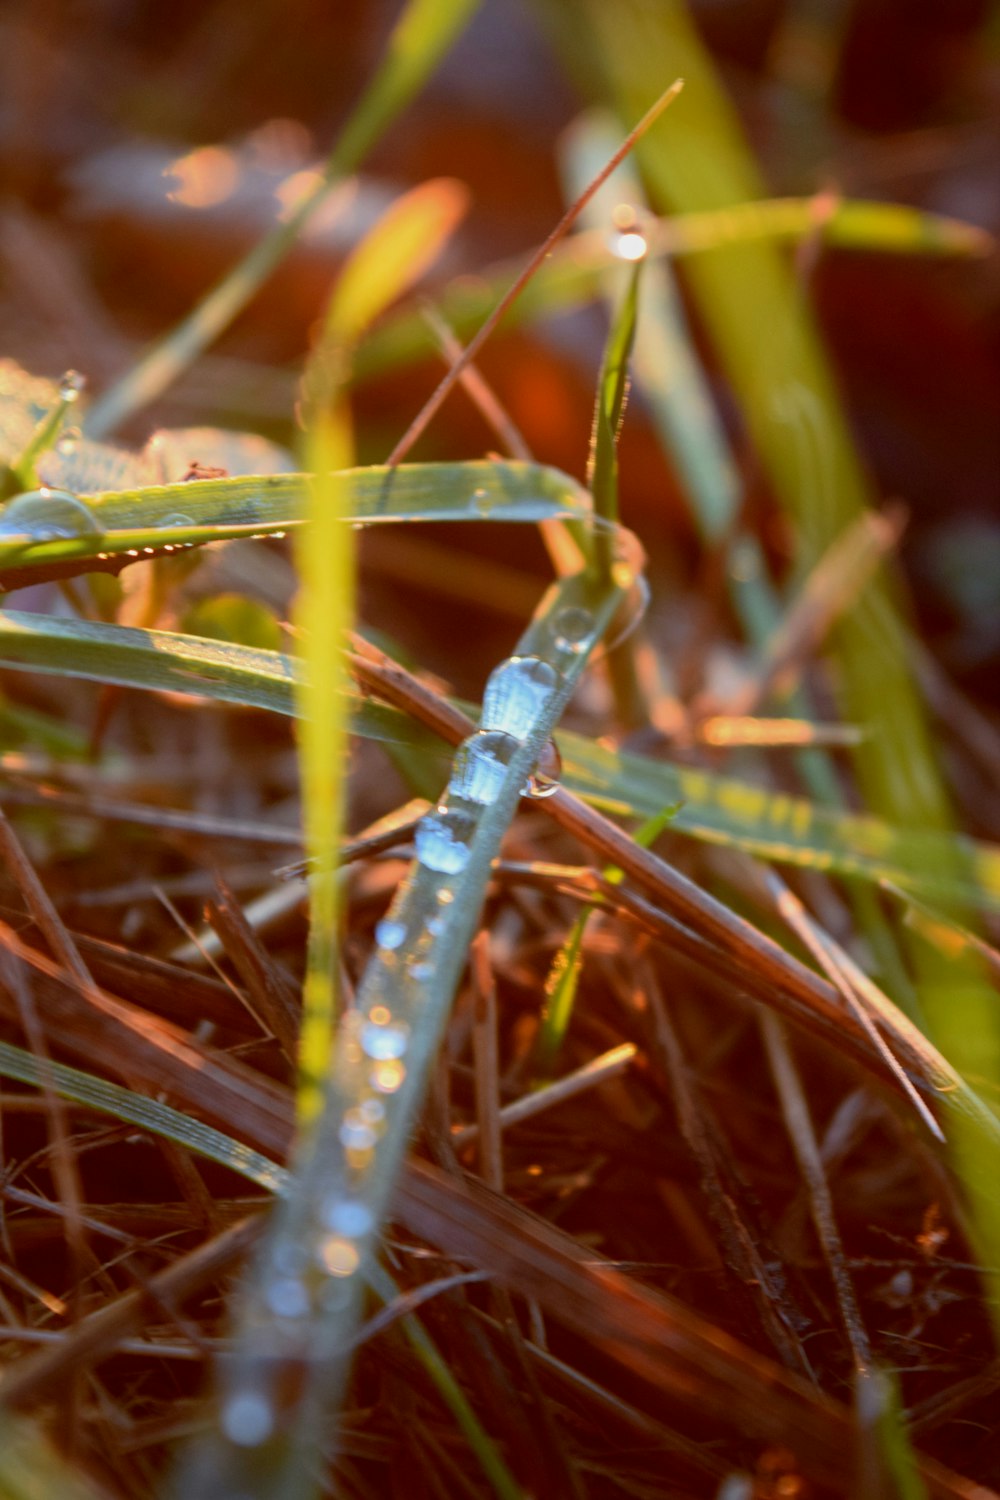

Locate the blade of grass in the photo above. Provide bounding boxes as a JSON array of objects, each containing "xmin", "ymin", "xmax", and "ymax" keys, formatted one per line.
[
  {"xmin": 295, "ymin": 178, "xmax": 467, "ymax": 1124},
  {"xmin": 83, "ymin": 0, "xmax": 481, "ymax": 438},
  {"xmin": 0, "ymin": 458, "xmax": 594, "ymax": 588}
]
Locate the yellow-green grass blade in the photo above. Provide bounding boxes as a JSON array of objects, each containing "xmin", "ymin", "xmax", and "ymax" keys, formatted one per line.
[
  {"xmin": 84, "ymin": 0, "xmax": 481, "ymax": 438},
  {"xmin": 294, "ymin": 177, "xmax": 466, "ymax": 1124}
]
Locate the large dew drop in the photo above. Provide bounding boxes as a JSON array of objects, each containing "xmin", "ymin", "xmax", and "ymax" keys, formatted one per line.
[
  {"xmin": 481, "ymin": 656, "xmax": 560, "ymax": 740},
  {"xmin": 414, "ymin": 804, "xmax": 476, "ymax": 874},
  {"xmin": 526, "ymin": 737, "xmax": 562, "ymax": 799},
  {"xmin": 448, "ymin": 730, "xmax": 519, "ymax": 806},
  {"xmin": 0, "ymin": 489, "xmax": 101, "ymax": 542},
  {"xmin": 222, "ymin": 1390, "xmax": 274, "ymax": 1448},
  {"xmin": 361, "ymin": 1011, "xmax": 409, "ymax": 1060}
]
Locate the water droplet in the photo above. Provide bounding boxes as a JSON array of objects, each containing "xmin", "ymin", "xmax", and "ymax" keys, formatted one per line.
[
  {"xmin": 320, "ymin": 1198, "xmax": 374, "ymax": 1238},
  {"xmin": 426, "ymin": 916, "xmax": 445, "ymax": 937},
  {"xmin": 448, "ymin": 730, "xmax": 519, "ymax": 806},
  {"xmin": 526, "ymin": 737, "xmax": 562, "ymax": 798},
  {"xmin": 436, "ymin": 888, "xmax": 454, "ymax": 906},
  {"xmin": 160, "ymin": 511, "xmax": 195, "ymax": 529},
  {"xmin": 361, "ymin": 1013, "xmax": 409, "ymax": 1060},
  {"xmin": 359, "ymin": 1097, "xmax": 385, "ymax": 1126},
  {"xmin": 482, "ymin": 656, "xmax": 560, "ymax": 740},
  {"xmin": 0, "ymin": 489, "xmax": 101, "ymax": 542},
  {"xmin": 374, "ymin": 917, "xmax": 407, "ymax": 951},
  {"xmin": 339, "ymin": 1110, "xmax": 376, "ymax": 1152},
  {"xmin": 265, "ymin": 1276, "xmax": 310, "ymax": 1319},
  {"xmin": 552, "ymin": 605, "xmax": 594, "ymax": 655},
  {"xmin": 317, "ymin": 1236, "xmax": 360, "ymax": 1277},
  {"xmin": 611, "ymin": 230, "xmax": 647, "ymax": 262},
  {"xmin": 55, "ymin": 425, "xmax": 81, "ymax": 457},
  {"xmin": 58, "ymin": 370, "xmax": 86, "ymax": 403},
  {"xmin": 407, "ymin": 958, "xmax": 432, "ymax": 982},
  {"xmin": 370, "ymin": 1059, "xmax": 406, "ymax": 1093},
  {"xmin": 472, "ymin": 486, "xmax": 492, "ymax": 516},
  {"xmin": 222, "ymin": 1390, "xmax": 274, "ymax": 1447},
  {"xmin": 414, "ymin": 804, "xmax": 477, "ymax": 874}
]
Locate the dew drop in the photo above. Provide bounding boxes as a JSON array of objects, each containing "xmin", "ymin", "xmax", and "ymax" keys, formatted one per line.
[
  {"xmin": 222, "ymin": 1390, "xmax": 274, "ymax": 1447},
  {"xmin": 265, "ymin": 1276, "xmax": 310, "ymax": 1319},
  {"xmin": 414, "ymin": 804, "xmax": 477, "ymax": 874},
  {"xmin": 58, "ymin": 370, "xmax": 86, "ymax": 404},
  {"xmin": 318, "ymin": 1236, "xmax": 361, "ymax": 1277},
  {"xmin": 472, "ymin": 486, "xmax": 492, "ymax": 516},
  {"xmin": 425, "ymin": 916, "xmax": 445, "ymax": 937},
  {"xmin": 361, "ymin": 1013, "xmax": 409, "ymax": 1060},
  {"xmin": 481, "ymin": 656, "xmax": 560, "ymax": 740},
  {"xmin": 407, "ymin": 958, "xmax": 432, "ymax": 982},
  {"xmin": 339, "ymin": 1110, "xmax": 376, "ymax": 1152},
  {"xmin": 448, "ymin": 730, "xmax": 519, "ymax": 806},
  {"xmin": 371, "ymin": 1059, "xmax": 406, "ymax": 1093},
  {"xmin": 552, "ymin": 605, "xmax": 594, "ymax": 655},
  {"xmin": 55, "ymin": 425, "xmax": 81, "ymax": 457},
  {"xmin": 611, "ymin": 230, "xmax": 647, "ymax": 262},
  {"xmin": 321, "ymin": 1198, "xmax": 374, "ymax": 1238},
  {"xmin": 0, "ymin": 489, "xmax": 101, "ymax": 542},
  {"xmin": 359, "ymin": 1097, "xmax": 385, "ymax": 1126},
  {"xmin": 526, "ymin": 737, "xmax": 562, "ymax": 799},
  {"xmin": 374, "ymin": 917, "xmax": 407, "ymax": 951},
  {"xmin": 160, "ymin": 511, "xmax": 195, "ymax": 529}
]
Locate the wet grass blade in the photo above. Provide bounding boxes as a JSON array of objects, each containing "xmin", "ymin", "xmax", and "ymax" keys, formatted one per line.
[
  {"xmin": 83, "ymin": 0, "xmax": 480, "ymax": 438},
  {"xmin": 0, "ymin": 459, "xmax": 592, "ymax": 588}
]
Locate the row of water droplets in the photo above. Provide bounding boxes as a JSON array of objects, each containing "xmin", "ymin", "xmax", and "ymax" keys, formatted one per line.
[{"xmin": 219, "ymin": 609, "xmax": 603, "ymax": 1451}]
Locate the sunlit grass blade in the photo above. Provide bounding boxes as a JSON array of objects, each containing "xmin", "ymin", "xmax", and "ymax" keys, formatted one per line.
[
  {"xmin": 537, "ymin": 801, "xmax": 679, "ymax": 1073},
  {"xmin": 84, "ymin": 0, "xmax": 481, "ymax": 438},
  {"xmin": 295, "ymin": 178, "xmax": 467, "ymax": 1125},
  {"xmin": 0, "ymin": 459, "xmax": 593, "ymax": 588}
]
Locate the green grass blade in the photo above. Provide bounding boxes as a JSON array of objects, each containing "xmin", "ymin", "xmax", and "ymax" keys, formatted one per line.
[
  {"xmin": 0, "ymin": 1414, "xmax": 105, "ymax": 1500},
  {"xmin": 0, "ymin": 460, "xmax": 593, "ymax": 586},
  {"xmin": 536, "ymin": 800, "xmax": 681, "ymax": 1072},
  {"xmin": 0, "ymin": 1040, "xmax": 286, "ymax": 1194},
  {"xmin": 84, "ymin": 0, "xmax": 480, "ymax": 438}
]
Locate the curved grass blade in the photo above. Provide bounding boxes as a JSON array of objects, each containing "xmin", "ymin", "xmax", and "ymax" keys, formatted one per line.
[
  {"xmin": 0, "ymin": 459, "xmax": 593, "ymax": 588},
  {"xmin": 84, "ymin": 0, "xmax": 481, "ymax": 438}
]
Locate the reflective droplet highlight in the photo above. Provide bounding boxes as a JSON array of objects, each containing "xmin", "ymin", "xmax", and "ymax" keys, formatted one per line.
[
  {"xmin": 160, "ymin": 511, "xmax": 195, "ymax": 528},
  {"xmin": 0, "ymin": 489, "xmax": 101, "ymax": 542},
  {"xmin": 321, "ymin": 1198, "xmax": 374, "ymax": 1238},
  {"xmin": 481, "ymin": 656, "xmax": 560, "ymax": 740},
  {"xmin": 55, "ymin": 425, "xmax": 81, "ymax": 457},
  {"xmin": 448, "ymin": 730, "xmax": 519, "ymax": 806},
  {"xmin": 526, "ymin": 737, "xmax": 561, "ymax": 798},
  {"xmin": 374, "ymin": 917, "xmax": 407, "ymax": 951},
  {"xmin": 58, "ymin": 370, "xmax": 86, "ymax": 403},
  {"xmin": 552, "ymin": 605, "xmax": 594, "ymax": 654},
  {"xmin": 318, "ymin": 1236, "xmax": 360, "ymax": 1277},
  {"xmin": 265, "ymin": 1276, "xmax": 310, "ymax": 1319},
  {"xmin": 414, "ymin": 805, "xmax": 476, "ymax": 874},
  {"xmin": 222, "ymin": 1391, "xmax": 274, "ymax": 1447}
]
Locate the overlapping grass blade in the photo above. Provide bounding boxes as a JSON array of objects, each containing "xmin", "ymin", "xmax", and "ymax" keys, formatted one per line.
[
  {"xmin": 184, "ymin": 566, "xmax": 626, "ymax": 1498},
  {"xmin": 0, "ymin": 459, "xmax": 592, "ymax": 587},
  {"xmin": 2, "ymin": 606, "xmax": 999, "ymax": 910}
]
